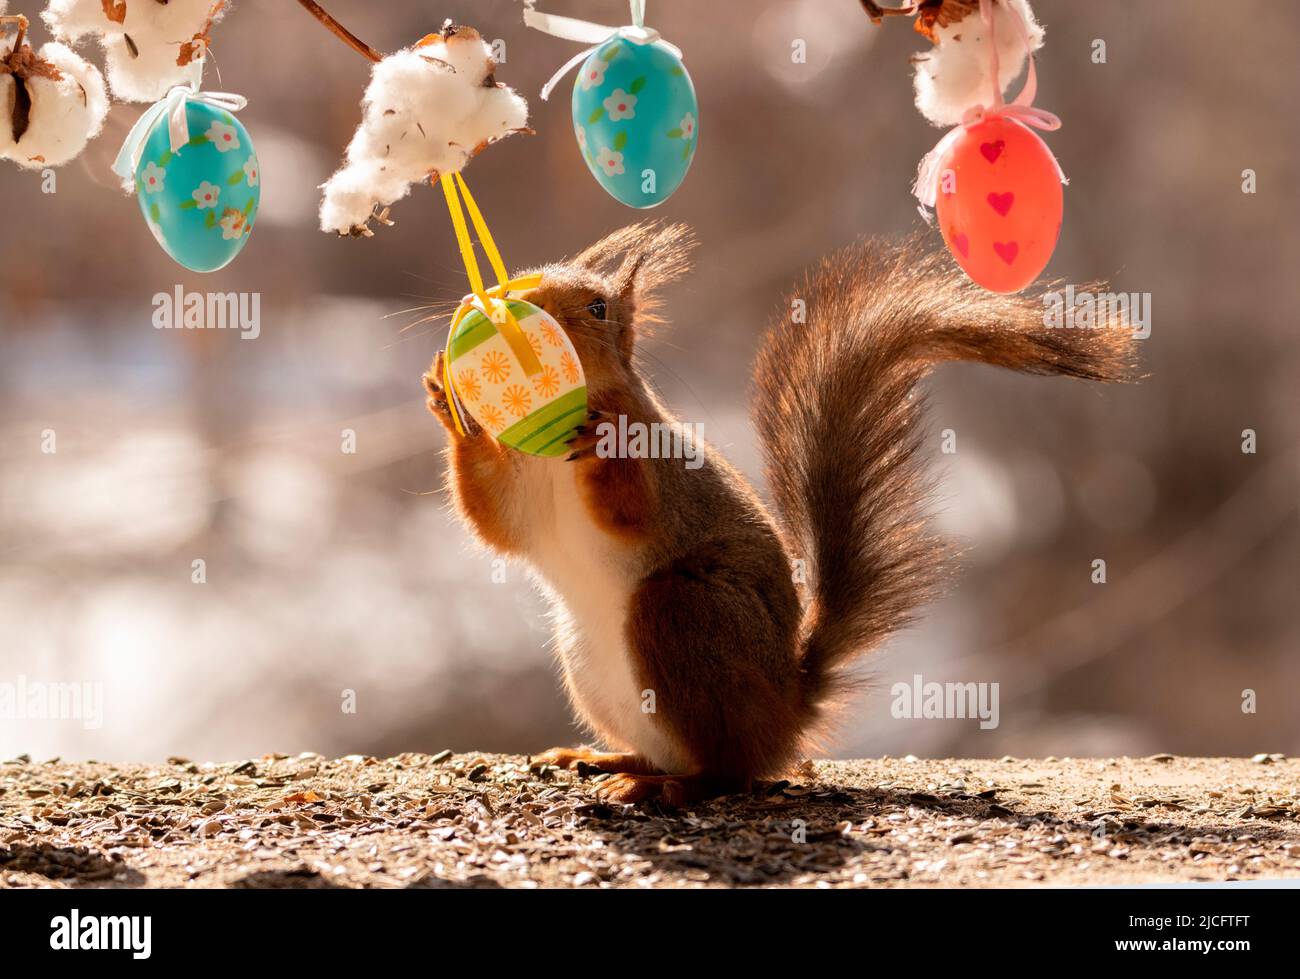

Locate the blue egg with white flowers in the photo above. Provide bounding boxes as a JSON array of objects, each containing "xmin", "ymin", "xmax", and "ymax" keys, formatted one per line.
[
  {"xmin": 133, "ymin": 100, "xmax": 259, "ymax": 272},
  {"xmin": 570, "ymin": 36, "xmax": 697, "ymax": 208}
]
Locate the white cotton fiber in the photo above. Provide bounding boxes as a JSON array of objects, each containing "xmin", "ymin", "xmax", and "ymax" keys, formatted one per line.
[
  {"xmin": 43, "ymin": 0, "xmax": 222, "ymax": 102},
  {"xmin": 319, "ymin": 27, "xmax": 528, "ymax": 235},
  {"xmin": 318, "ymin": 160, "xmax": 414, "ymax": 238},
  {"xmin": 40, "ymin": 0, "xmax": 108, "ymax": 43},
  {"xmin": 913, "ymin": 0, "xmax": 1044, "ymax": 127},
  {"xmin": 99, "ymin": 29, "xmax": 198, "ymax": 102},
  {"xmin": 1, "ymin": 41, "xmax": 109, "ymax": 169}
]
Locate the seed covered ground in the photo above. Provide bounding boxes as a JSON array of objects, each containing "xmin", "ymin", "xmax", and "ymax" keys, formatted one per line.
[{"xmin": 2, "ymin": 753, "xmax": 1297, "ymax": 888}]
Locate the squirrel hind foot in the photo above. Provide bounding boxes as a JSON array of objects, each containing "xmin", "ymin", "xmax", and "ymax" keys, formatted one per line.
[{"xmin": 597, "ymin": 772, "xmax": 752, "ymax": 808}]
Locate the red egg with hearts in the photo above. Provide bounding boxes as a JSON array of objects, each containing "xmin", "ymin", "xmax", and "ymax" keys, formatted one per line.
[{"xmin": 935, "ymin": 115, "xmax": 1063, "ymax": 294}]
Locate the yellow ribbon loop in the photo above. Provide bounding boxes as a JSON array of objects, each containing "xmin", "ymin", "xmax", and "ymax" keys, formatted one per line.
[
  {"xmin": 439, "ymin": 173, "xmax": 487, "ymax": 304},
  {"xmin": 437, "ymin": 173, "xmax": 543, "ymax": 437},
  {"xmin": 441, "ymin": 341, "xmax": 467, "ymax": 437},
  {"xmin": 454, "ymin": 173, "xmax": 511, "ymax": 293}
]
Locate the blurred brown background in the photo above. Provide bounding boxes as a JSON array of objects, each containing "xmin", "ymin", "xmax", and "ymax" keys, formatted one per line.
[{"xmin": 1, "ymin": 1, "xmax": 1297, "ymax": 763}]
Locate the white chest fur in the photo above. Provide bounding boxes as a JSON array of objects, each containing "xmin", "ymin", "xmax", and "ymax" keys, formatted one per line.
[{"xmin": 515, "ymin": 458, "xmax": 689, "ymax": 773}]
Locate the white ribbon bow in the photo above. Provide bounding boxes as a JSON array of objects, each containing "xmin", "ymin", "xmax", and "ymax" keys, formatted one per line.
[
  {"xmin": 112, "ymin": 85, "xmax": 248, "ymax": 191},
  {"xmin": 523, "ymin": 0, "xmax": 682, "ymax": 101}
]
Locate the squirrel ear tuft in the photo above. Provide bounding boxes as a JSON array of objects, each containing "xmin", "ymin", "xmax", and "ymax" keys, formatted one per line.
[{"xmin": 574, "ymin": 221, "xmax": 697, "ymax": 300}]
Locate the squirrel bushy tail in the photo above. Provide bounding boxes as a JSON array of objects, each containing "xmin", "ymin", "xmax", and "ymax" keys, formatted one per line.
[{"xmin": 752, "ymin": 236, "xmax": 1136, "ymax": 719}]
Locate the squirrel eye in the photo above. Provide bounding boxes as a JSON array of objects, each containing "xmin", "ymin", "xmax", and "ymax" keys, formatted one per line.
[{"xmin": 586, "ymin": 297, "xmax": 608, "ymax": 321}]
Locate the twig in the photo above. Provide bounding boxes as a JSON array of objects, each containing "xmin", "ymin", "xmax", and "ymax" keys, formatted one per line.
[
  {"xmin": 859, "ymin": 1, "xmax": 919, "ymax": 23},
  {"xmin": 0, "ymin": 14, "xmax": 28, "ymax": 52},
  {"xmin": 296, "ymin": 0, "xmax": 383, "ymax": 63}
]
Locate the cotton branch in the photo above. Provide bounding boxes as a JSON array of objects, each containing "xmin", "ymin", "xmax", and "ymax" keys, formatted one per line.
[
  {"xmin": 859, "ymin": 1, "xmax": 919, "ymax": 23},
  {"xmin": 295, "ymin": 0, "xmax": 383, "ymax": 63},
  {"xmin": 1, "ymin": 14, "xmax": 29, "ymax": 51}
]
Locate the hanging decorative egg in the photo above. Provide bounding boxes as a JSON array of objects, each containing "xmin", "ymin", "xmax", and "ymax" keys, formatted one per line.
[
  {"xmin": 126, "ymin": 96, "xmax": 259, "ymax": 272},
  {"xmin": 570, "ymin": 35, "xmax": 697, "ymax": 208},
  {"xmin": 934, "ymin": 115, "xmax": 1062, "ymax": 294},
  {"xmin": 447, "ymin": 300, "xmax": 588, "ymax": 457}
]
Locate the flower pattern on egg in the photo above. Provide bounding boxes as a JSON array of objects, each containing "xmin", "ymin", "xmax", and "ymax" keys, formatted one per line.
[
  {"xmin": 479, "ymin": 404, "xmax": 505, "ymax": 432},
  {"xmin": 539, "ymin": 320, "xmax": 563, "ymax": 348},
  {"xmin": 502, "ymin": 384, "xmax": 533, "ymax": 418},
  {"xmin": 243, "ymin": 156, "xmax": 259, "ymax": 187},
  {"xmin": 206, "ymin": 120, "xmax": 241, "ymax": 152},
  {"xmin": 579, "ymin": 59, "xmax": 608, "ymax": 91},
  {"xmin": 596, "ymin": 146, "xmax": 625, "ymax": 177},
  {"xmin": 219, "ymin": 208, "xmax": 247, "ymax": 240},
  {"xmin": 192, "ymin": 181, "xmax": 220, "ymax": 209},
  {"xmin": 603, "ymin": 88, "xmax": 637, "ymax": 121},
  {"xmin": 141, "ymin": 161, "xmax": 166, "ymax": 194},
  {"xmin": 481, "ymin": 350, "xmax": 511, "ymax": 385},
  {"xmin": 560, "ymin": 351, "xmax": 580, "ymax": 384},
  {"xmin": 456, "ymin": 369, "xmax": 481, "ymax": 402},
  {"xmin": 532, "ymin": 366, "xmax": 561, "ymax": 399}
]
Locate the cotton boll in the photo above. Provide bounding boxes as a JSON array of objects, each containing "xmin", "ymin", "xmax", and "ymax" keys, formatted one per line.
[
  {"xmin": 101, "ymin": 30, "xmax": 202, "ymax": 102},
  {"xmin": 110, "ymin": 0, "xmax": 225, "ymax": 101},
  {"xmin": 319, "ymin": 161, "xmax": 413, "ymax": 236},
  {"xmin": 913, "ymin": 0, "xmax": 1044, "ymax": 126},
  {"xmin": 44, "ymin": 0, "xmax": 221, "ymax": 102},
  {"xmin": 10, "ymin": 42, "xmax": 110, "ymax": 169},
  {"xmin": 319, "ymin": 26, "xmax": 529, "ymax": 235},
  {"xmin": 5, "ymin": 42, "xmax": 109, "ymax": 168}
]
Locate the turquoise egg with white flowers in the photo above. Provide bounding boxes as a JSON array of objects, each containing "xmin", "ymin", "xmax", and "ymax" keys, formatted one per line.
[
  {"xmin": 133, "ymin": 100, "xmax": 259, "ymax": 272},
  {"xmin": 570, "ymin": 36, "xmax": 697, "ymax": 208}
]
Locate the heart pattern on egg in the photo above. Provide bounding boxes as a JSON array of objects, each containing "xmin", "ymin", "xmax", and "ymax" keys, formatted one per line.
[
  {"xmin": 987, "ymin": 192, "xmax": 1015, "ymax": 217},
  {"xmin": 980, "ymin": 140, "xmax": 1005, "ymax": 164},
  {"xmin": 993, "ymin": 241, "xmax": 1019, "ymax": 265}
]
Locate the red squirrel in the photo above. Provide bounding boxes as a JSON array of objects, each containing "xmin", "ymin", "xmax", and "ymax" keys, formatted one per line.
[{"xmin": 423, "ymin": 223, "xmax": 1134, "ymax": 806}]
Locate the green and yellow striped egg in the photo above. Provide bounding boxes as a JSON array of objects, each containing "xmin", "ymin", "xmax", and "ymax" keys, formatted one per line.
[{"xmin": 447, "ymin": 300, "xmax": 587, "ymax": 457}]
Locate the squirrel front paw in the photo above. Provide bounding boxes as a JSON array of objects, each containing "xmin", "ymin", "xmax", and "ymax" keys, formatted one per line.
[
  {"xmin": 528, "ymin": 747, "xmax": 651, "ymax": 775},
  {"xmin": 564, "ymin": 409, "xmax": 609, "ymax": 462}
]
